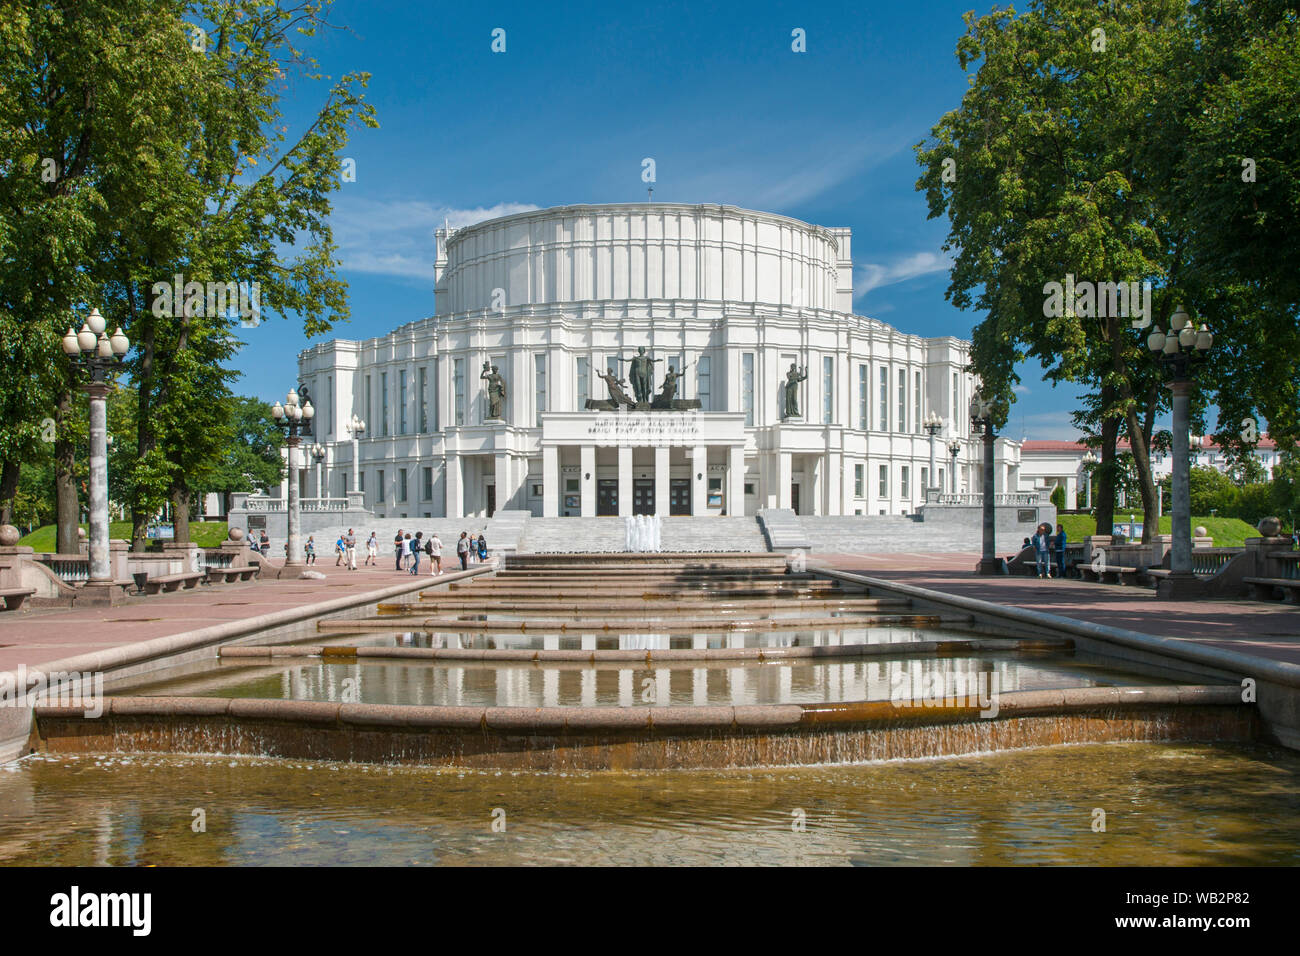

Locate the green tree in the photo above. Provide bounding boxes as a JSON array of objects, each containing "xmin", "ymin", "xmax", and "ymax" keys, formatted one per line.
[{"xmin": 204, "ymin": 396, "xmax": 284, "ymax": 514}]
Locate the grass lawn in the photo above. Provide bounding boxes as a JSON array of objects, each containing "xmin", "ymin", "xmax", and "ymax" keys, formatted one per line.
[
  {"xmin": 1056, "ymin": 514, "xmax": 1259, "ymax": 548},
  {"xmin": 18, "ymin": 520, "xmax": 230, "ymax": 552}
]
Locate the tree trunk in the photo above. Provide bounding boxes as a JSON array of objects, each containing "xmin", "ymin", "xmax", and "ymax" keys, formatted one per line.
[
  {"xmin": 54, "ymin": 389, "xmax": 80, "ymax": 554},
  {"xmin": 1095, "ymin": 385, "xmax": 1119, "ymax": 538},
  {"xmin": 171, "ymin": 485, "xmax": 191, "ymax": 544},
  {"xmin": 0, "ymin": 459, "xmax": 18, "ymax": 525},
  {"xmin": 131, "ymin": 311, "xmax": 155, "ymax": 552},
  {"xmin": 1124, "ymin": 408, "xmax": 1159, "ymax": 544}
]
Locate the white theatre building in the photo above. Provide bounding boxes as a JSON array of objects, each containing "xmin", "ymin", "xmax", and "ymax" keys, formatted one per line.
[{"xmin": 296, "ymin": 203, "xmax": 1004, "ymax": 520}]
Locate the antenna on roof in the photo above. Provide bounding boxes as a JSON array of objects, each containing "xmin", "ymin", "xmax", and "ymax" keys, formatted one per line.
[{"xmin": 647, "ymin": 184, "xmax": 653, "ymax": 203}]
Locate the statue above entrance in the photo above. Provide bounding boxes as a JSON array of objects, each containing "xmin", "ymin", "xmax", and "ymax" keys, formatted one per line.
[
  {"xmin": 781, "ymin": 363, "xmax": 808, "ymax": 419},
  {"xmin": 587, "ymin": 357, "xmax": 702, "ymax": 412}
]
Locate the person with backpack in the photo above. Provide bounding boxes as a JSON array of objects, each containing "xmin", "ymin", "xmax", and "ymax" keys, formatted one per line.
[
  {"xmin": 410, "ymin": 531, "xmax": 423, "ymax": 574},
  {"xmin": 428, "ymin": 532, "xmax": 443, "ymax": 575},
  {"xmin": 477, "ymin": 533, "xmax": 487, "ymax": 563},
  {"xmin": 456, "ymin": 531, "xmax": 470, "ymax": 571},
  {"xmin": 365, "ymin": 532, "xmax": 378, "ymax": 566},
  {"xmin": 305, "ymin": 536, "xmax": 316, "ymax": 565}
]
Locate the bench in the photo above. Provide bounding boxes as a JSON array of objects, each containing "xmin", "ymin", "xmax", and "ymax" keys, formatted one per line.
[
  {"xmin": 0, "ymin": 587, "xmax": 36, "ymax": 611},
  {"xmin": 1243, "ymin": 576, "xmax": 1300, "ymax": 603},
  {"xmin": 205, "ymin": 566, "xmax": 260, "ymax": 584},
  {"xmin": 142, "ymin": 571, "xmax": 205, "ymax": 594},
  {"xmin": 1079, "ymin": 565, "xmax": 1144, "ymax": 586}
]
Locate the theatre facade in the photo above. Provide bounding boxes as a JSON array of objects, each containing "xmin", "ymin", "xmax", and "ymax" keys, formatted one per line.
[{"xmin": 295, "ymin": 202, "xmax": 991, "ymax": 520}]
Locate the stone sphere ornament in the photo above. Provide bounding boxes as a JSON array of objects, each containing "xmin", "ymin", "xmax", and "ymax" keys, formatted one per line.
[
  {"xmin": 1257, "ymin": 516, "xmax": 1282, "ymax": 537},
  {"xmin": 77, "ymin": 527, "xmax": 86, "ymax": 539},
  {"xmin": 228, "ymin": 527, "xmax": 246, "ymax": 542},
  {"xmin": 1194, "ymin": 525, "xmax": 1208, "ymax": 538},
  {"xmin": 0, "ymin": 524, "xmax": 20, "ymax": 546}
]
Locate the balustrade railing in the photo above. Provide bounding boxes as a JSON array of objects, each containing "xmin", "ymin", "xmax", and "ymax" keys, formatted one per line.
[
  {"xmin": 35, "ymin": 554, "xmax": 90, "ymax": 585},
  {"xmin": 934, "ymin": 493, "xmax": 1040, "ymax": 507},
  {"xmin": 241, "ymin": 496, "xmax": 349, "ymax": 513}
]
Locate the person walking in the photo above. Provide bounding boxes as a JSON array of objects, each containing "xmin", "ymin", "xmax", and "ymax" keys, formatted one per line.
[
  {"xmin": 259, "ymin": 530, "xmax": 270, "ymax": 554},
  {"xmin": 334, "ymin": 534, "xmax": 345, "ymax": 566},
  {"xmin": 410, "ymin": 532, "xmax": 423, "ymax": 574},
  {"xmin": 1031, "ymin": 524, "xmax": 1051, "ymax": 579},
  {"xmin": 394, "ymin": 529, "xmax": 405, "ymax": 571},
  {"xmin": 345, "ymin": 528, "xmax": 357, "ymax": 570},
  {"xmin": 477, "ymin": 533, "xmax": 487, "ymax": 563},
  {"xmin": 365, "ymin": 532, "xmax": 378, "ymax": 566},
  {"xmin": 304, "ymin": 536, "xmax": 316, "ymax": 565},
  {"xmin": 456, "ymin": 531, "xmax": 470, "ymax": 571},
  {"xmin": 1054, "ymin": 523, "xmax": 1068, "ymax": 579},
  {"xmin": 428, "ymin": 532, "xmax": 443, "ymax": 575}
]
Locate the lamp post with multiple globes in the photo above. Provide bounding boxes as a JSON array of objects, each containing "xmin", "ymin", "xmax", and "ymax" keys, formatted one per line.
[
  {"xmin": 922, "ymin": 411, "xmax": 944, "ymax": 497},
  {"xmin": 948, "ymin": 439, "xmax": 961, "ymax": 494},
  {"xmin": 969, "ymin": 390, "xmax": 1001, "ymax": 575},
  {"xmin": 270, "ymin": 386, "xmax": 315, "ymax": 569},
  {"xmin": 1147, "ymin": 308, "xmax": 1213, "ymax": 596},
  {"xmin": 1081, "ymin": 450, "xmax": 1098, "ymax": 511},
  {"xmin": 345, "ymin": 414, "xmax": 366, "ymax": 494},
  {"xmin": 61, "ymin": 309, "xmax": 130, "ymax": 603}
]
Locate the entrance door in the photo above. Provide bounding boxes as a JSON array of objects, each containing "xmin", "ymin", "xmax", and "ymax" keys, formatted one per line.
[
  {"xmin": 790, "ymin": 483, "xmax": 800, "ymax": 515},
  {"xmin": 486, "ymin": 485, "xmax": 496, "ymax": 518},
  {"xmin": 597, "ymin": 479, "xmax": 618, "ymax": 516},
  {"xmin": 633, "ymin": 479, "xmax": 655, "ymax": 515},
  {"xmin": 670, "ymin": 478, "xmax": 691, "ymax": 516}
]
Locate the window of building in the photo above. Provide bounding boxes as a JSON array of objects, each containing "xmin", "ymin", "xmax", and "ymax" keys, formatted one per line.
[
  {"xmin": 858, "ymin": 364, "xmax": 867, "ymax": 430},
  {"xmin": 429, "ymin": 364, "xmax": 438, "ymax": 431},
  {"xmin": 742, "ymin": 353, "xmax": 755, "ymax": 427},
  {"xmin": 939, "ymin": 467, "xmax": 945, "ymax": 492},
  {"xmin": 823, "ymin": 355, "xmax": 833, "ymax": 424},
  {"xmin": 341, "ymin": 474, "xmax": 348, "ymax": 496},
  {"xmin": 418, "ymin": 367, "xmax": 428, "ymax": 432},
  {"xmin": 879, "ymin": 464, "xmax": 889, "ymax": 498},
  {"xmin": 576, "ymin": 356, "xmax": 588, "ymax": 408},
  {"xmin": 921, "ymin": 466, "xmax": 928, "ymax": 490},
  {"xmin": 365, "ymin": 373, "xmax": 372, "ymax": 429},
  {"xmin": 901, "ymin": 466, "xmax": 910, "ymax": 499},
  {"xmin": 381, "ymin": 371, "xmax": 389, "ymax": 437},
  {"xmin": 952, "ymin": 371, "xmax": 959, "ymax": 424},
  {"xmin": 359, "ymin": 471, "xmax": 365, "ymax": 493},
  {"xmin": 454, "ymin": 358, "xmax": 464, "ymax": 426},
  {"xmin": 698, "ymin": 354, "xmax": 711, "ymax": 411},
  {"xmin": 531, "ymin": 483, "xmax": 544, "ymax": 497},
  {"xmin": 878, "ymin": 367, "xmax": 888, "ymax": 431},
  {"xmin": 398, "ymin": 468, "xmax": 407, "ymax": 502},
  {"xmin": 854, "ymin": 463, "xmax": 864, "ymax": 498},
  {"xmin": 534, "ymin": 353, "xmax": 547, "ymax": 422},
  {"xmin": 422, "ymin": 466, "xmax": 432, "ymax": 500},
  {"xmin": 897, "ymin": 370, "xmax": 906, "ymax": 434},
  {"xmin": 399, "ymin": 369, "xmax": 408, "ymax": 434},
  {"xmin": 376, "ymin": 469, "xmax": 384, "ymax": 506},
  {"xmin": 327, "ymin": 375, "xmax": 334, "ymax": 437},
  {"xmin": 914, "ymin": 370, "xmax": 921, "ymax": 434},
  {"xmin": 744, "ymin": 482, "xmax": 755, "ymax": 495}
]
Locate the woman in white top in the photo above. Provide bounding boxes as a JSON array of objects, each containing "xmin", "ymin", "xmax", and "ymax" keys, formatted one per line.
[{"xmin": 428, "ymin": 533, "xmax": 442, "ymax": 575}]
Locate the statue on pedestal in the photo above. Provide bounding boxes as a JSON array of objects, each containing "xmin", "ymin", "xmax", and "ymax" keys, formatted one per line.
[
  {"xmin": 620, "ymin": 347, "xmax": 663, "ymax": 405},
  {"xmin": 782, "ymin": 364, "xmax": 808, "ymax": 419},
  {"xmin": 481, "ymin": 362, "xmax": 507, "ymax": 420},
  {"xmin": 595, "ymin": 368, "xmax": 636, "ymax": 408}
]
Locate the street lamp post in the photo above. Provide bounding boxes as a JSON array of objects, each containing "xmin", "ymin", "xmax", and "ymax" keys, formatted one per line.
[
  {"xmin": 345, "ymin": 414, "xmax": 366, "ymax": 494},
  {"xmin": 948, "ymin": 439, "xmax": 961, "ymax": 494},
  {"xmin": 61, "ymin": 309, "xmax": 130, "ymax": 603},
  {"xmin": 970, "ymin": 390, "xmax": 1000, "ymax": 575},
  {"xmin": 1147, "ymin": 306, "xmax": 1212, "ymax": 598},
  {"xmin": 1081, "ymin": 450, "xmax": 1098, "ymax": 510},
  {"xmin": 270, "ymin": 385, "xmax": 315, "ymax": 571},
  {"xmin": 310, "ymin": 443, "xmax": 326, "ymax": 500},
  {"xmin": 923, "ymin": 411, "xmax": 943, "ymax": 496}
]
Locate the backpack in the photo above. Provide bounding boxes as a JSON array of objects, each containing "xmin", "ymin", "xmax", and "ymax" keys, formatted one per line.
[{"xmin": 423, "ymin": 538, "xmax": 433, "ymax": 555}]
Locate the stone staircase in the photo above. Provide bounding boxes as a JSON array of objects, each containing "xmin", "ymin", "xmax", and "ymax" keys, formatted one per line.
[
  {"xmin": 517, "ymin": 516, "xmax": 768, "ymax": 553},
  {"xmin": 756, "ymin": 509, "xmax": 811, "ymax": 551},
  {"xmin": 792, "ymin": 515, "xmax": 980, "ymax": 553}
]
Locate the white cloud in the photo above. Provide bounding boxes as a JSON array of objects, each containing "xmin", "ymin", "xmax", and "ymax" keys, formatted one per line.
[
  {"xmin": 853, "ymin": 251, "xmax": 952, "ymax": 299},
  {"xmin": 330, "ymin": 198, "xmax": 541, "ymax": 279},
  {"xmin": 1012, "ymin": 384, "xmax": 1030, "ymax": 394}
]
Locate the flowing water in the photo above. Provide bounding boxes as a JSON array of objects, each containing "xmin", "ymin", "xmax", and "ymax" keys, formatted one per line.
[{"xmin": 3, "ymin": 742, "xmax": 1297, "ymax": 866}]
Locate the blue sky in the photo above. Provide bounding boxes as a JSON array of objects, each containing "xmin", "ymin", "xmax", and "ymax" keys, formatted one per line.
[{"xmin": 237, "ymin": 0, "xmax": 1086, "ymax": 440}]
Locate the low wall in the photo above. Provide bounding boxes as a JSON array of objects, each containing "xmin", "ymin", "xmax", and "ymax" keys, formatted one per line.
[{"xmin": 30, "ymin": 686, "xmax": 1254, "ymax": 770}]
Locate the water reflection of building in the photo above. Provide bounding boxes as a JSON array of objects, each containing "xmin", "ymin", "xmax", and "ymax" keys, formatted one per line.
[{"xmin": 297, "ymin": 203, "xmax": 1000, "ymax": 520}]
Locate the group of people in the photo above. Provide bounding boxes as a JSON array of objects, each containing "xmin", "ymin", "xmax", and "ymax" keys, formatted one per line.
[
  {"xmin": 247, "ymin": 525, "xmax": 489, "ymax": 575},
  {"xmin": 1027, "ymin": 523, "xmax": 1068, "ymax": 579},
  {"xmin": 392, "ymin": 529, "xmax": 488, "ymax": 575}
]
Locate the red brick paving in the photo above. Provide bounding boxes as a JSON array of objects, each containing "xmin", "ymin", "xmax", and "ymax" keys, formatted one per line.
[
  {"xmin": 0, "ymin": 557, "xmax": 483, "ymax": 673},
  {"xmin": 825, "ymin": 552, "xmax": 1300, "ymax": 667}
]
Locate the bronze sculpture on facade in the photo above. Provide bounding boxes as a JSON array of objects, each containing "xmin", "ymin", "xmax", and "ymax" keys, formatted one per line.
[
  {"xmin": 782, "ymin": 363, "xmax": 808, "ymax": 419},
  {"xmin": 481, "ymin": 362, "xmax": 507, "ymax": 420}
]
